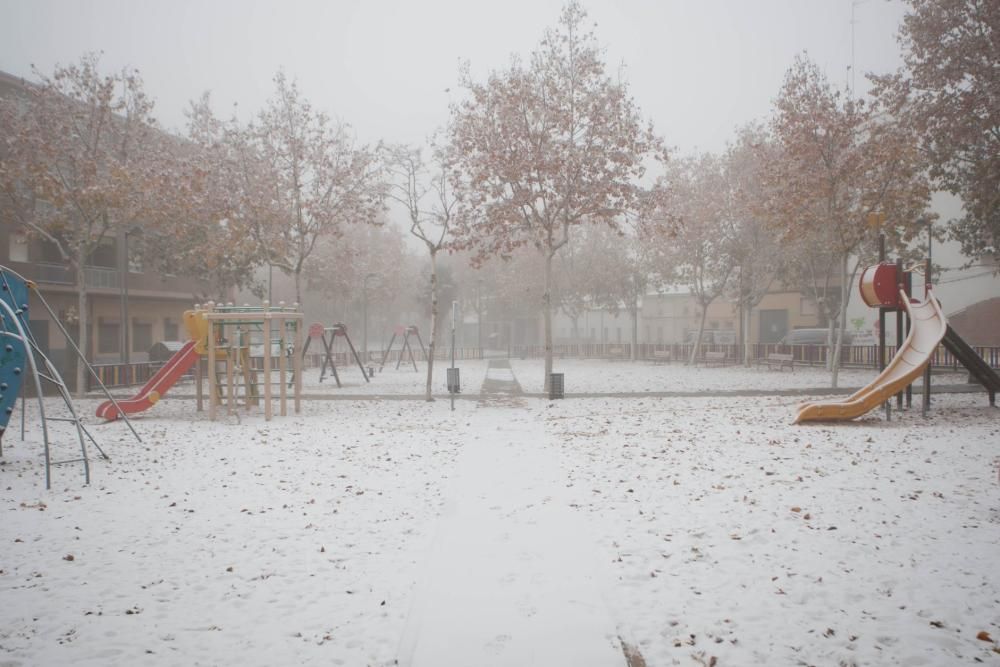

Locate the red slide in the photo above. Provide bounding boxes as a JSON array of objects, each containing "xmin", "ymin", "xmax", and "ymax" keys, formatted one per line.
[{"xmin": 97, "ymin": 340, "xmax": 199, "ymax": 420}]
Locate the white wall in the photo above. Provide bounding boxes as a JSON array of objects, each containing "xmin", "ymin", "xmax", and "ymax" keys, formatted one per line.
[{"xmin": 846, "ymin": 192, "xmax": 1000, "ymax": 338}]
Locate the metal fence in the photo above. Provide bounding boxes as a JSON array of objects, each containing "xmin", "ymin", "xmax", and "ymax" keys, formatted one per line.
[
  {"xmin": 87, "ymin": 361, "xmax": 160, "ymax": 390},
  {"xmin": 84, "ymin": 341, "xmax": 1000, "ymax": 390}
]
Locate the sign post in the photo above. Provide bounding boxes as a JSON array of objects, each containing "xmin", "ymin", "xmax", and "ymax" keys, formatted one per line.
[{"xmin": 450, "ymin": 300, "xmax": 457, "ymax": 411}]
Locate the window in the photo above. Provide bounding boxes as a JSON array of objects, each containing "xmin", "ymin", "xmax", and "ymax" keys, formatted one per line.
[
  {"xmin": 88, "ymin": 238, "xmax": 117, "ymax": 268},
  {"xmin": 132, "ymin": 319, "xmax": 153, "ymax": 352},
  {"xmin": 127, "ymin": 230, "xmax": 143, "ymax": 273},
  {"xmin": 616, "ymin": 327, "xmax": 622, "ymax": 343},
  {"xmin": 98, "ymin": 319, "xmax": 120, "ymax": 354},
  {"xmin": 128, "ymin": 246, "xmax": 143, "ymax": 273},
  {"xmin": 657, "ymin": 326, "xmax": 663, "ymax": 343},
  {"xmin": 9, "ymin": 231, "xmax": 29, "ymax": 262},
  {"xmin": 709, "ymin": 320, "xmax": 719, "ymax": 329},
  {"xmin": 40, "ymin": 239, "xmax": 63, "ymax": 263},
  {"xmin": 164, "ymin": 318, "xmax": 179, "ymax": 341}
]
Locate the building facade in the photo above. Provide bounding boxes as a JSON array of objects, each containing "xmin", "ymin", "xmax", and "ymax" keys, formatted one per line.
[{"xmin": 1, "ymin": 69, "xmax": 215, "ymax": 388}]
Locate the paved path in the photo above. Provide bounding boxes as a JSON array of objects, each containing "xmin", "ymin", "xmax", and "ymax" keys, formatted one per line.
[{"xmin": 397, "ymin": 360, "xmax": 626, "ymax": 666}]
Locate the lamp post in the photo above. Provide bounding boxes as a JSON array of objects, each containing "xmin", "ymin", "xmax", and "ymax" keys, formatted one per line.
[
  {"xmin": 362, "ymin": 272, "xmax": 377, "ymax": 368},
  {"xmin": 119, "ymin": 230, "xmax": 128, "ymax": 364},
  {"xmin": 119, "ymin": 227, "xmax": 138, "ymax": 365},
  {"xmin": 477, "ymin": 278, "xmax": 484, "ymax": 358}
]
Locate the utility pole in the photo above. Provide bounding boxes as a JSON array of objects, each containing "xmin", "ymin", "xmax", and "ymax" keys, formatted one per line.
[
  {"xmin": 477, "ymin": 279, "xmax": 483, "ymax": 358},
  {"xmin": 363, "ymin": 273, "xmax": 377, "ymax": 370}
]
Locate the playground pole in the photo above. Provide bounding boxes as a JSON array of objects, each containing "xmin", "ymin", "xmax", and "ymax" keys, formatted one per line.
[
  {"xmin": 895, "ymin": 258, "xmax": 904, "ymax": 411},
  {"xmin": 905, "ymin": 270, "xmax": 913, "ymax": 408},
  {"xmin": 878, "ymin": 234, "xmax": 888, "ymax": 421},
  {"xmin": 922, "ymin": 225, "xmax": 933, "ymax": 417}
]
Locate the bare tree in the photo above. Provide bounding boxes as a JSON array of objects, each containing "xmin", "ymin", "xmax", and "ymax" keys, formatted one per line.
[
  {"xmin": 659, "ymin": 155, "xmax": 736, "ymax": 364},
  {"xmin": 224, "ymin": 73, "xmax": 383, "ymax": 304},
  {"xmin": 873, "ymin": 0, "xmax": 1000, "ymax": 265},
  {"xmin": 448, "ymin": 1, "xmax": 662, "ymax": 391},
  {"xmin": 573, "ymin": 224, "xmax": 653, "ymax": 360},
  {"xmin": 383, "ymin": 144, "xmax": 457, "ymax": 401},
  {"xmin": 723, "ymin": 126, "xmax": 783, "ymax": 366},
  {"xmin": 0, "ymin": 55, "xmax": 171, "ymax": 394},
  {"xmin": 770, "ymin": 55, "xmax": 931, "ymax": 387}
]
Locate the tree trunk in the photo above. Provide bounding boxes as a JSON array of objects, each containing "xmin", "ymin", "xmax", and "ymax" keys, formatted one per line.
[
  {"xmin": 744, "ymin": 302, "xmax": 753, "ymax": 367},
  {"xmin": 293, "ymin": 269, "xmax": 302, "ymax": 306},
  {"xmin": 75, "ymin": 249, "xmax": 88, "ymax": 398},
  {"xmin": 543, "ymin": 252, "xmax": 553, "ymax": 393},
  {"xmin": 425, "ymin": 249, "xmax": 437, "ymax": 402},
  {"xmin": 688, "ymin": 303, "xmax": 709, "ymax": 365},
  {"xmin": 830, "ymin": 253, "xmax": 850, "ymax": 389},
  {"xmin": 826, "ymin": 320, "xmax": 835, "ymax": 372},
  {"xmin": 630, "ymin": 294, "xmax": 639, "ymax": 361}
]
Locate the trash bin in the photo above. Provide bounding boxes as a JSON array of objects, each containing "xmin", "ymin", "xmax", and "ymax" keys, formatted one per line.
[
  {"xmin": 447, "ymin": 367, "xmax": 460, "ymax": 394},
  {"xmin": 549, "ymin": 372, "xmax": 564, "ymax": 400}
]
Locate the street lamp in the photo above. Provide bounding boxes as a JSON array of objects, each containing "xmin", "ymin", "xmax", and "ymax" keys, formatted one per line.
[
  {"xmin": 477, "ymin": 278, "xmax": 484, "ymax": 358},
  {"xmin": 362, "ymin": 273, "xmax": 377, "ymax": 367},
  {"xmin": 119, "ymin": 226, "xmax": 139, "ymax": 365}
]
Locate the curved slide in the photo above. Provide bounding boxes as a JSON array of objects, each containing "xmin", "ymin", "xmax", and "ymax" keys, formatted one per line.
[
  {"xmin": 97, "ymin": 340, "xmax": 199, "ymax": 421},
  {"xmin": 795, "ymin": 291, "xmax": 947, "ymax": 423}
]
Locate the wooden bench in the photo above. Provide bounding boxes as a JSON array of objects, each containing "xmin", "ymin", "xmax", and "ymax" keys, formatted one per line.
[
  {"xmin": 650, "ymin": 350, "xmax": 672, "ymax": 364},
  {"xmin": 696, "ymin": 351, "xmax": 729, "ymax": 366},
  {"xmin": 760, "ymin": 352, "xmax": 794, "ymax": 371},
  {"xmin": 605, "ymin": 345, "xmax": 626, "ymax": 360}
]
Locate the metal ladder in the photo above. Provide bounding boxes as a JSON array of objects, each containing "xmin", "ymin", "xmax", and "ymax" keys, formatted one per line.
[
  {"xmin": 0, "ymin": 267, "xmax": 141, "ymax": 489},
  {"xmin": 0, "ymin": 299, "xmax": 105, "ymax": 488}
]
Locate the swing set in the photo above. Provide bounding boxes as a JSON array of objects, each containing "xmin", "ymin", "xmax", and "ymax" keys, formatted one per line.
[
  {"xmin": 379, "ymin": 325, "xmax": 427, "ymax": 372},
  {"xmin": 300, "ymin": 323, "xmax": 370, "ymax": 387}
]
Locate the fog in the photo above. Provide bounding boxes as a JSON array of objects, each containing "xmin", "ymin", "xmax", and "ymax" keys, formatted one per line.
[
  {"xmin": 1, "ymin": 0, "xmax": 908, "ymax": 152},
  {"xmin": 3, "ymin": 3, "xmax": 1000, "ymax": 665}
]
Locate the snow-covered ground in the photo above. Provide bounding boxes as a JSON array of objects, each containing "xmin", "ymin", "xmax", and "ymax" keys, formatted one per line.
[
  {"xmin": 170, "ymin": 358, "xmax": 968, "ymax": 399},
  {"xmin": 3, "ymin": 361, "xmax": 998, "ymax": 666},
  {"xmin": 545, "ymin": 392, "xmax": 1000, "ymax": 666},
  {"xmin": 509, "ymin": 358, "xmax": 971, "ymax": 395},
  {"xmin": 297, "ymin": 360, "xmax": 488, "ymax": 397}
]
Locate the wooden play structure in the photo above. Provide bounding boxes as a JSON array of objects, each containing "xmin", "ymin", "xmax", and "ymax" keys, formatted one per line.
[
  {"xmin": 97, "ymin": 301, "xmax": 303, "ymax": 422},
  {"xmin": 300, "ymin": 323, "xmax": 370, "ymax": 387},
  {"xmin": 379, "ymin": 325, "xmax": 427, "ymax": 372}
]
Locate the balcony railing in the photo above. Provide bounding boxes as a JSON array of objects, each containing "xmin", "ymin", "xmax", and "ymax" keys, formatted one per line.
[
  {"xmin": 34, "ymin": 262, "xmax": 74, "ymax": 285},
  {"xmin": 30, "ymin": 263, "xmax": 121, "ymax": 289},
  {"xmin": 82, "ymin": 266, "xmax": 120, "ymax": 289}
]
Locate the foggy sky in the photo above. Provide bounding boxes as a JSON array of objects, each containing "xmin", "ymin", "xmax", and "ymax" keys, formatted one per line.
[{"xmin": 2, "ymin": 0, "xmax": 908, "ymax": 155}]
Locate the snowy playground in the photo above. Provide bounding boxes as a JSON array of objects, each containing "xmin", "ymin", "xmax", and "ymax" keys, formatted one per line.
[{"xmin": 2, "ymin": 359, "xmax": 998, "ymax": 666}]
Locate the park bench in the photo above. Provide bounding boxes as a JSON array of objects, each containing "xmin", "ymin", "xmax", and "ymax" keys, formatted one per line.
[
  {"xmin": 761, "ymin": 352, "xmax": 794, "ymax": 371},
  {"xmin": 696, "ymin": 351, "xmax": 729, "ymax": 366},
  {"xmin": 650, "ymin": 350, "xmax": 672, "ymax": 364}
]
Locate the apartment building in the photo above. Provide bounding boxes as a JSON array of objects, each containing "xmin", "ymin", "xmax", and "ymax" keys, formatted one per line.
[{"xmin": 1, "ymin": 69, "xmax": 213, "ymax": 388}]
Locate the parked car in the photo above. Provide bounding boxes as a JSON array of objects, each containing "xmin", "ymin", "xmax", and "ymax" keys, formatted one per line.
[{"xmin": 779, "ymin": 328, "xmax": 854, "ymax": 346}]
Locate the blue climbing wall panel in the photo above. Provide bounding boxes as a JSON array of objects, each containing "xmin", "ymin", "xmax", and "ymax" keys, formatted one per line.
[{"xmin": 0, "ymin": 270, "xmax": 30, "ymax": 435}]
